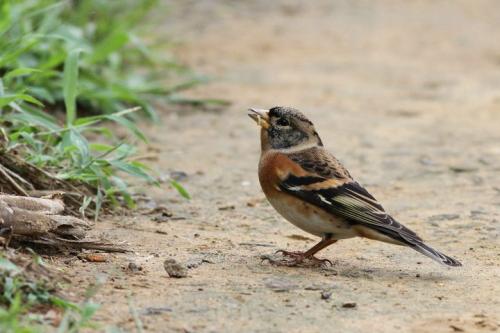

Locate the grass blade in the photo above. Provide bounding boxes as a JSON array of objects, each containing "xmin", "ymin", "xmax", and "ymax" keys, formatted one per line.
[
  {"xmin": 4, "ymin": 67, "xmax": 42, "ymax": 81},
  {"xmin": 63, "ymin": 49, "xmax": 82, "ymax": 125},
  {"xmin": 170, "ymin": 179, "xmax": 190, "ymax": 199},
  {"xmin": 0, "ymin": 93, "xmax": 43, "ymax": 108},
  {"xmin": 88, "ymin": 29, "xmax": 129, "ymax": 64}
]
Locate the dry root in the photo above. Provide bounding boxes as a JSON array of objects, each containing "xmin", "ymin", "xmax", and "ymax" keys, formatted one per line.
[
  {"xmin": 0, "ymin": 149, "xmax": 96, "ymax": 216},
  {"xmin": 0, "ymin": 195, "xmax": 126, "ymax": 253}
]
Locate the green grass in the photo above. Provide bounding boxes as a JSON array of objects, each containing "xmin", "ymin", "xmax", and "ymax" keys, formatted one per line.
[
  {"xmin": 0, "ymin": 0, "xmax": 201, "ymax": 217},
  {"xmin": 1, "ymin": 1, "xmax": 222, "ymax": 330},
  {"xmin": 0, "ymin": 253, "xmax": 102, "ymax": 332}
]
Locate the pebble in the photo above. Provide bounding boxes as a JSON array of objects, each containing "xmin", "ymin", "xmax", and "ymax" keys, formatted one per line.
[
  {"xmin": 127, "ymin": 262, "xmax": 142, "ymax": 273},
  {"xmin": 163, "ymin": 259, "xmax": 188, "ymax": 278},
  {"xmin": 449, "ymin": 165, "xmax": 477, "ymax": 173},
  {"xmin": 170, "ymin": 170, "xmax": 188, "ymax": 181},
  {"xmin": 152, "ymin": 214, "xmax": 170, "ymax": 223},
  {"xmin": 321, "ymin": 291, "xmax": 332, "ymax": 300},
  {"xmin": 342, "ymin": 302, "xmax": 357, "ymax": 308},
  {"xmin": 218, "ymin": 204, "xmax": 235, "ymax": 211}
]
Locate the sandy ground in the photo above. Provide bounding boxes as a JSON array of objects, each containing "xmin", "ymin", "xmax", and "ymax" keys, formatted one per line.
[{"xmin": 59, "ymin": 1, "xmax": 500, "ymax": 332}]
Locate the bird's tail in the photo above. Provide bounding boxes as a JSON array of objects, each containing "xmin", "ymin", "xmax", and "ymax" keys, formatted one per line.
[
  {"xmin": 353, "ymin": 225, "xmax": 462, "ymax": 266},
  {"xmin": 409, "ymin": 241, "xmax": 462, "ymax": 267}
]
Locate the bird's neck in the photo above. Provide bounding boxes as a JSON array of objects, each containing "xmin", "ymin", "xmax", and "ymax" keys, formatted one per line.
[{"xmin": 260, "ymin": 128, "xmax": 319, "ymax": 154}]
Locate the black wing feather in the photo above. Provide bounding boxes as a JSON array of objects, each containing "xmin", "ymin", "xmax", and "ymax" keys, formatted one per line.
[{"xmin": 280, "ymin": 179, "xmax": 422, "ymax": 242}]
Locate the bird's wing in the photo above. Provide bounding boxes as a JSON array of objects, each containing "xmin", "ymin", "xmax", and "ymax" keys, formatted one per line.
[{"xmin": 280, "ymin": 147, "xmax": 422, "ymax": 243}]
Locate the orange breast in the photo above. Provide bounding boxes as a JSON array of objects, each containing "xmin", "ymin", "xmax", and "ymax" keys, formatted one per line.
[
  {"xmin": 258, "ymin": 151, "xmax": 306, "ymax": 196},
  {"xmin": 257, "ymin": 151, "xmax": 355, "ymax": 238}
]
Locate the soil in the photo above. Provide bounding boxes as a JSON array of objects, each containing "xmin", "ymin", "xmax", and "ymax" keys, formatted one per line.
[{"xmin": 57, "ymin": 1, "xmax": 500, "ymax": 332}]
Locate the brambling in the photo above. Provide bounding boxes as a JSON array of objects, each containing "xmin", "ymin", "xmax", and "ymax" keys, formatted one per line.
[{"xmin": 248, "ymin": 106, "xmax": 461, "ymax": 267}]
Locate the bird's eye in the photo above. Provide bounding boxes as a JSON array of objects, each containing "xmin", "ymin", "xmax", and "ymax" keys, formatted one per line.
[{"xmin": 276, "ymin": 118, "xmax": 290, "ymax": 127}]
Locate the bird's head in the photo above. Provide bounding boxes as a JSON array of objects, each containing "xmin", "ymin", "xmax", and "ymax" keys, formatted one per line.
[{"xmin": 248, "ymin": 106, "xmax": 322, "ymax": 151}]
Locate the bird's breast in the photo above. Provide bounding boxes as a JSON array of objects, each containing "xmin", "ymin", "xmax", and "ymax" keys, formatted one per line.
[{"xmin": 258, "ymin": 152, "xmax": 355, "ymax": 239}]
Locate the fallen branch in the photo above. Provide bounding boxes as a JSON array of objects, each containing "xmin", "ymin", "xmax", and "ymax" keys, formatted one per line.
[
  {"xmin": 0, "ymin": 194, "xmax": 64, "ymax": 214},
  {"xmin": 0, "ymin": 148, "xmax": 94, "ymax": 215},
  {"xmin": 0, "ymin": 195, "xmax": 127, "ymax": 253}
]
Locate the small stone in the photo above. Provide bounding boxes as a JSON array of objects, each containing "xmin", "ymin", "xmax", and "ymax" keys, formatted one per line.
[
  {"xmin": 218, "ymin": 204, "xmax": 235, "ymax": 211},
  {"xmin": 321, "ymin": 291, "xmax": 332, "ymax": 300},
  {"xmin": 449, "ymin": 165, "xmax": 477, "ymax": 173},
  {"xmin": 127, "ymin": 262, "xmax": 142, "ymax": 273},
  {"xmin": 147, "ymin": 205, "xmax": 173, "ymax": 216},
  {"xmin": 170, "ymin": 171, "xmax": 188, "ymax": 181},
  {"xmin": 148, "ymin": 205, "xmax": 174, "ymax": 222},
  {"xmin": 342, "ymin": 302, "xmax": 357, "ymax": 308},
  {"xmin": 163, "ymin": 259, "xmax": 188, "ymax": 278},
  {"xmin": 152, "ymin": 213, "xmax": 171, "ymax": 223}
]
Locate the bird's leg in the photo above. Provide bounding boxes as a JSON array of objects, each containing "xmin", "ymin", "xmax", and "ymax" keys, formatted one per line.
[{"xmin": 263, "ymin": 236, "xmax": 337, "ymax": 267}]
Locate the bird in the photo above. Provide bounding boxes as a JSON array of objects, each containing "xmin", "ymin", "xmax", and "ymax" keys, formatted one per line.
[{"xmin": 248, "ymin": 106, "xmax": 461, "ymax": 267}]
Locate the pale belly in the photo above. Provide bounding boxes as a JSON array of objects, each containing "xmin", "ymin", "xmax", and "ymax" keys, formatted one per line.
[{"xmin": 266, "ymin": 192, "xmax": 357, "ymax": 239}]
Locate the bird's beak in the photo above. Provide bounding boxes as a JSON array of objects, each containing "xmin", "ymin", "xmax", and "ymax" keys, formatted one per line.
[{"xmin": 247, "ymin": 108, "xmax": 270, "ymax": 129}]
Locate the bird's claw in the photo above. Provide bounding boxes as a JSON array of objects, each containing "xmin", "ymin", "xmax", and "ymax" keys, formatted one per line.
[
  {"xmin": 275, "ymin": 249, "xmax": 303, "ymax": 257},
  {"xmin": 260, "ymin": 254, "xmax": 301, "ymax": 267},
  {"xmin": 262, "ymin": 250, "xmax": 333, "ymax": 268}
]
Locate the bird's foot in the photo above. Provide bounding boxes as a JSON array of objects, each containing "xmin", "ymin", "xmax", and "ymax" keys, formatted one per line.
[{"xmin": 260, "ymin": 250, "xmax": 333, "ymax": 267}]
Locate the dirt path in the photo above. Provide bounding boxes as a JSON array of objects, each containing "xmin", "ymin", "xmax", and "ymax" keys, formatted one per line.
[{"xmin": 62, "ymin": 1, "xmax": 499, "ymax": 332}]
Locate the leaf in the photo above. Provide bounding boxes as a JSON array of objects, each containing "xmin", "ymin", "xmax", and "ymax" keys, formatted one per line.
[
  {"xmin": 111, "ymin": 176, "xmax": 135, "ymax": 208},
  {"xmin": 105, "ymin": 114, "xmax": 147, "ymax": 142},
  {"xmin": 29, "ymin": 86, "xmax": 55, "ymax": 104},
  {"xmin": 62, "ymin": 128, "xmax": 90, "ymax": 164},
  {"xmin": 90, "ymin": 143, "xmax": 115, "ymax": 152},
  {"xmin": 88, "ymin": 29, "xmax": 129, "ymax": 64},
  {"xmin": 170, "ymin": 179, "xmax": 190, "ymax": 199},
  {"xmin": 0, "ymin": 93, "xmax": 43, "ymax": 108},
  {"xmin": 63, "ymin": 49, "xmax": 82, "ymax": 125},
  {"xmin": 109, "ymin": 159, "xmax": 154, "ymax": 182},
  {"xmin": 7, "ymin": 104, "xmax": 60, "ymax": 131},
  {"xmin": 3, "ymin": 67, "xmax": 42, "ymax": 81}
]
